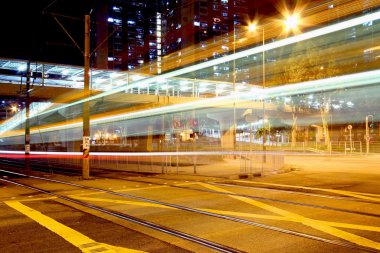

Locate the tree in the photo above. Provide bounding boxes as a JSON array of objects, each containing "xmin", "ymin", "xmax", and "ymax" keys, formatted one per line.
[{"xmin": 276, "ymin": 40, "xmax": 342, "ymax": 148}]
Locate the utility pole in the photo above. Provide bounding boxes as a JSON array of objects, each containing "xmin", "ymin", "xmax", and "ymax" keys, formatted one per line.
[
  {"xmin": 82, "ymin": 15, "xmax": 91, "ymax": 179},
  {"xmin": 25, "ymin": 61, "xmax": 31, "ymax": 174}
]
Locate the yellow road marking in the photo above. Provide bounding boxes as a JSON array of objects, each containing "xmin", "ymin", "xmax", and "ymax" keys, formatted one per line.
[
  {"xmin": 70, "ymin": 182, "xmax": 194, "ymax": 198},
  {"xmin": 70, "ymin": 196, "xmax": 175, "ymax": 209},
  {"xmin": 71, "ymin": 194, "xmax": 380, "ymax": 233},
  {"xmin": 17, "ymin": 197, "xmax": 57, "ymax": 202},
  {"xmin": 320, "ymin": 221, "xmax": 380, "ymax": 232},
  {"xmin": 234, "ymin": 181, "xmax": 380, "ymax": 202},
  {"xmin": 5, "ymin": 201, "xmax": 146, "ymax": 253},
  {"xmin": 199, "ymin": 183, "xmax": 380, "ymax": 250},
  {"xmin": 201, "ymin": 208, "xmax": 291, "ymax": 221},
  {"xmin": 70, "ymin": 196, "xmax": 291, "ymax": 221},
  {"xmin": 72, "ymin": 185, "xmax": 168, "ymax": 197}
]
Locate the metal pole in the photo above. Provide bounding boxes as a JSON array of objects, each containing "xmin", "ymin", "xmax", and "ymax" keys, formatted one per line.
[
  {"xmin": 262, "ymin": 28, "xmax": 266, "ymax": 163},
  {"xmin": 82, "ymin": 15, "xmax": 91, "ymax": 179},
  {"xmin": 349, "ymin": 128, "xmax": 352, "ymax": 153},
  {"xmin": 25, "ymin": 61, "xmax": 31, "ymax": 174},
  {"xmin": 232, "ymin": 14, "xmax": 237, "ymax": 159},
  {"xmin": 366, "ymin": 116, "xmax": 369, "ymax": 154}
]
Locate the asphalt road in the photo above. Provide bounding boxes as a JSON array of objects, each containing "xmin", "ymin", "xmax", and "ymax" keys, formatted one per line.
[{"xmin": 1, "ymin": 163, "xmax": 379, "ymax": 253}]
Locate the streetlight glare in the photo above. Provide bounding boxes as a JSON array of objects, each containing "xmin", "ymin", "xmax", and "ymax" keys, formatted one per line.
[
  {"xmin": 284, "ymin": 14, "xmax": 300, "ymax": 31},
  {"xmin": 248, "ymin": 23, "xmax": 257, "ymax": 32}
]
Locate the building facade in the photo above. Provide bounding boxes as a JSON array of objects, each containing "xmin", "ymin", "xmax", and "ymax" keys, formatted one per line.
[{"xmin": 92, "ymin": 0, "xmax": 253, "ymax": 72}]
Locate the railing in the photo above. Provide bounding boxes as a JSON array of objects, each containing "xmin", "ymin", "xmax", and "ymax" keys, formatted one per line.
[{"xmin": 331, "ymin": 141, "xmax": 362, "ymax": 154}]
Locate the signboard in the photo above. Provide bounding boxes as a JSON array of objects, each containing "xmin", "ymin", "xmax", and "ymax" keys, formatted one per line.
[
  {"xmin": 83, "ymin": 136, "xmax": 91, "ymax": 150},
  {"xmin": 347, "ymin": 125, "xmax": 352, "ymax": 130}
]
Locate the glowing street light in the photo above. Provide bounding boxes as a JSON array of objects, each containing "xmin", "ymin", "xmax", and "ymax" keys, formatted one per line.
[
  {"xmin": 247, "ymin": 12, "xmax": 301, "ymax": 163},
  {"xmin": 284, "ymin": 14, "xmax": 301, "ymax": 31}
]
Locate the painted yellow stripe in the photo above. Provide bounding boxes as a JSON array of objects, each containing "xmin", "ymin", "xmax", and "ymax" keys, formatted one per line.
[
  {"xmin": 199, "ymin": 183, "xmax": 380, "ymax": 250},
  {"xmin": 71, "ymin": 194, "xmax": 380, "ymax": 233},
  {"xmin": 201, "ymin": 208, "xmax": 291, "ymax": 221},
  {"xmin": 72, "ymin": 185, "xmax": 169, "ymax": 197},
  {"xmin": 202, "ymin": 209, "xmax": 380, "ymax": 233},
  {"xmin": 5, "ymin": 201, "xmax": 146, "ymax": 253},
  {"xmin": 71, "ymin": 196, "xmax": 290, "ymax": 221},
  {"xmin": 234, "ymin": 181, "xmax": 380, "ymax": 202},
  {"xmin": 71, "ymin": 182, "xmax": 195, "ymax": 198},
  {"xmin": 320, "ymin": 221, "xmax": 380, "ymax": 232},
  {"xmin": 19, "ymin": 197, "xmax": 57, "ymax": 202},
  {"xmin": 70, "ymin": 196, "xmax": 175, "ymax": 209}
]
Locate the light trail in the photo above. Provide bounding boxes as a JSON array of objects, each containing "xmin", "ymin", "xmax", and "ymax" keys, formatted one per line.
[
  {"xmin": 28, "ymin": 9, "xmax": 380, "ymax": 119},
  {"xmin": 0, "ymin": 150, "xmax": 346, "ymax": 157},
  {"xmin": 1, "ymin": 67, "xmax": 380, "ymax": 137}
]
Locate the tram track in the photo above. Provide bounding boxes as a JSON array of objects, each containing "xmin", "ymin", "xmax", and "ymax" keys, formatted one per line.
[
  {"xmin": 0, "ymin": 176, "xmax": 241, "ymax": 253},
  {"xmin": 1, "ymin": 169, "xmax": 379, "ymax": 253},
  {"xmin": 141, "ymin": 174, "xmax": 380, "ymax": 205},
  {"xmin": 1, "ymin": 159, "xmax": 379, "ymax": 218},
  {"xmin": 96, "ymin": 174, "xmax": 380, "ymax": 219}
]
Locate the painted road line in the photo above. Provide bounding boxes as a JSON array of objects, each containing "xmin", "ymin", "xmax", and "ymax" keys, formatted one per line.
[
  {"xmin": 320, "ymin": 221, "xmax": 380, "ymax": 232},
  {"xmin": 70, "ymin": 185, "xmax": 169, "ymax": 197},
  {"xmin": 201, "ymin": 208, "xmax": 380, "ymax": 233},
  {"xmin": 69, "ymin": 195, "xmax": 291, "ymax": 221},
  {"xmin": 5, "ymin": 201, "xmax": 146, "ymax": 253},
  {"xmin": 67, "ymin": 182, "xmax": 196, "ymax": 198},
  {"xmin": 0, "ymin": 197, "xmax": 57, "ymax": 203},
  {"xmin": 234, "ymin": 181, "xmax": 380, "ymax": 202},
  {"xmin": 17, "ymin": 197, "xmax": 57, "ymax": 202},
  {"xmin": 70, "ymin": 195, "xmax": 175, "ymax": 209},
  {"xmin": 199, "ymin": 183, "xmax": 380, "ymax": 250},
  {"xmin": 70, "ymin": 191, "xmax": 380, "ymax": 233}
]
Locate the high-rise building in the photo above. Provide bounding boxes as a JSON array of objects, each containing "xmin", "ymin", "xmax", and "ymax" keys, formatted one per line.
[
  {"xmin": 92, "ymin": 0, "xmax": 163, "ymax": 70},
  {"xmin": 92, "ymin": 0, "xmax": 256, "ymax": 72}
]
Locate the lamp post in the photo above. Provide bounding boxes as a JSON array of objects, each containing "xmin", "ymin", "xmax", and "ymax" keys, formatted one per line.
[
  {"xmin": 232, "ymin": 9, "xmax": 237, "ymax": 159},
  {"xmin": 247, "ymin": 13, "xmax": 301, "ymax": 164},
  {"xmin": 248, "ymin": 23, "xmax": 266, "ymax": 162}
]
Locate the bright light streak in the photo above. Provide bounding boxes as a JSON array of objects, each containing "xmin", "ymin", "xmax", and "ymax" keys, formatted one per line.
[
  {"xmin": 248, "ymin": 23, "xmax": 257, "ymax": 32},
  {"xmin": 157, "ymin": 77, "xmax": 167, "ymax": 83},
  {"xmin": 8, "ymin": 10, "xmax": 380, "ymax": 123},
  {"xmin": 180, "ymin": 80, "xmax": 191, "ymax": 85},
  {"xmin": 95, "ymin": 78, "xmax": 106, "ymax": 84},
  {"xmin": 130, "ymin": 75, "xmax": 144, "ymax": 81},
  {"xmin": 18, "ymin": 65, "xmax": 26, "ymax": 71},
  {"xmin": 0, "ymin": 150, "xmax": 348, "ymax": 157},
  {"xmin": 115, "ymin": 80, "xmax": 126, "ymax": 86},
  {"xmin": 284, "ymin": 14, "xmax": 300, "ymax": 31},
  {"xmin": 110, "ymin": 72, "xmax": 123, "ymax": 78},
  {"xmin": 180, "ymin": 86, "xmax": 191, "ymax": 92},
  {"xmin": 3, "ymin": 68, "xmax": 380, "ymax": 138}
]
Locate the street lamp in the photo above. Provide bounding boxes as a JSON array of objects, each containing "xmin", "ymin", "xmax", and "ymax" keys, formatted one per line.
[
  {"xmin": 2, "ymin": 105, "xmax": 19, "ymax": 120},
  {"xmin": 247, "ymin": 13, "xmax": 302, "ymax": 163},
  {"xmin": 284, "ymin": 14, "xmax": 301, "ymax": 31},
  {"xmin": 247, "ymin": 22, "xmax": 266, "ymax": 161}
]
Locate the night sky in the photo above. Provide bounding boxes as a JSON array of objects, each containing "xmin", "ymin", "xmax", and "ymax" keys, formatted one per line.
[
  {"xmin": 0, "ymin": 0, "xmax": 282, "ymax": 67},
  {"xmin": 0, "ymin": 0, "xmax": 94, "ymax": 66}
]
